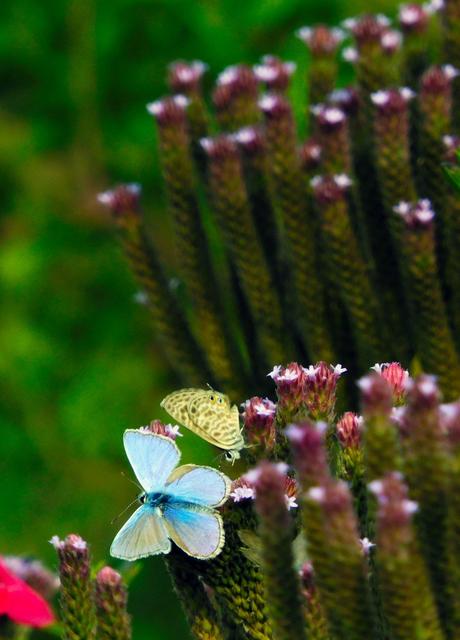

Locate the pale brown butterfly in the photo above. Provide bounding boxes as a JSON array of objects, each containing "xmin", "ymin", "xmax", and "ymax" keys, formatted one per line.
[{"xmin": 160, "ymin": 388, "xmax": 244, "ymax": 463}]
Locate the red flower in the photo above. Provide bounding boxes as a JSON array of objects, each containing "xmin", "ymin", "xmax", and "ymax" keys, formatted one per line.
[{"xmin": 0, "ymin": 558, "xmax": 54, "ymax": 627}]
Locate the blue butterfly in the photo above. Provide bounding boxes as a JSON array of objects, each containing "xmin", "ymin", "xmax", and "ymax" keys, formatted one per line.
[{"xmin": 110, "ymin": 429, "xmax": 231, "ymax": 561}]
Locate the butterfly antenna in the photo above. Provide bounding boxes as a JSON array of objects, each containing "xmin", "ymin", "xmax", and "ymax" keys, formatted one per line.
[
  {"xmin": 211, "ymin": 451, "xmax": 226, "ymax": 468},
  {"xmin": 205, "ymin": 382, "xmax": 215, "ymax": 391},
  {"xmin": 120, "ymin": 470, "xmax": 143, "ymax": 492},
  {"xmin": 110, "ymin": 497, "xmax": 139, "ymax": 525}
]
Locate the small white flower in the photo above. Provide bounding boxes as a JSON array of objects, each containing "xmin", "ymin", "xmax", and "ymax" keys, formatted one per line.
[
  {"xmin": 443, "ymin": 134, "xmax": 456, "ymax": 147},
  {"xmin": 403, "ymin": 499, "xmax": 418, "ymax": 515},
  {"xmin": 218, "ymin": 65, "xmax": 239, "ymax": 86},
  {"xmin": 368, "ymin": 479, "xmax": 383, "ymax": 496},
  {"xmin": 165, "ymin": 424, "xmax": 183, "ymax": 438},
  {"xmin": 424, "ymin": 0, "xmax": 444, "ymax": 14},
  {"xmin": 303, "ymin": 364, "xmax": 320, "ymax": 379},
  {"xmin": 381, "ymin": 30, "xmax": 402, "ymax": 50},
  {"xmin": 342, "ymin": 17, "xmax": 358, "ymax": 30},
  {"xmin": 267, "ymin": 364, "xmax": 282, "ymax": 379},
  {"xmin": 323, "ymin": 107, "xmax": 345, "ymax": 124},
  {"xmin": 418, "ymin": 376, "xmax": 438, "ymax": 397},
  {"xmin": 230, "ymin": 486, "xmax": 255, "ymax": 502},
  {"xmin": 275, "ymin": 462, "xmax": 289, "ymax": 474},
  {"xmin": 310, "ymin": 175, "xmax": 323, "ymax": 189},
  {"xmin": 254, "ymin": 401, "xmax": 276, "ymax": 417},
  {"xmin": 393, "ymin": 201, "xmax": 411, "ymax": 216},
  {"xmin": 308, "ymin": 486, "xmax": 326, "ymax": 502},
  {"xmin": 399, "ymin": 4, "xmax": 423, "ymax": 24},
  {"xmin": 296, "ymin": 26, "xmax": 312, "ymax": 42},
  {"xmin": 376, "ymin": 14, "xmax": 391, "ymax": 26},
  {"xmin": 331, "ymin": 364, "xmax": 347, "ymax": 376},
  {"xmin": 233, "ymin": 127, "xmax": 258, "ymax": 146},
  {"xmin": 278, "ymin": 367, "xmax": 299, "ymax": 382},
  {"xmin": 343, "ymin": 46, "xmax": 359, "ymax": 62},
  {"xmin": 258, "ymin": 94, "xmax": 279, "ymax": 112},
  {"xmin": 253, "ymin": 65, "xmax": 278, "ymax": 83},
  {"xmin": 371, "ymin": 90, "xmax": 390, "ymax": 106},
  {"xmin": 285, "ymin": 495, "xmax": 298, "ymax": 510},
  {"xmin": 334, "ymin": 174, "xmax": 352, "ymax": 189},
  {"xmin": 370, "ymin": 362, "xmax": 385, "ymax": 373},
  {"xmin": 400, "ymin": 86, "xmax": 415, "ymax": 101},
  {"xmin": 360, "ymin": 537, "xmax": 376, "ymax": 555},
  {"xmin": 443, "ymin": 64, "xmax": 459, "ymax": 79},
  {"xmin": 244, "ymin": 468, "xmax": 262, "ymax": 484}
]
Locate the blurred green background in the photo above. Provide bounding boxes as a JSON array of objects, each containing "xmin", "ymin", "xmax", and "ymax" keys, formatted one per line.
[{"xmin": 0, "ymin": 0, "xmax": 398, "ymax": 637}]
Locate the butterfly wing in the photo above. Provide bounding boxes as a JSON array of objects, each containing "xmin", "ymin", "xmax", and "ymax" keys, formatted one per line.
[
  {"xmin": 160, "ymin": 389, "xmax": 202, "ymax": 431},
  {"xmin": 123, "ymin": 430, "xmax": 180, "ymax": 492},
  {"xmin": 110, "ymin": 505, "xmax": 171, "ymax": 560},
  {"xmin": 187, "ymin": 395, "xmax": 243, "ymax": 450},
  {"xmin": 166, "ymin": 464, "xmax": 231, "ymax": 507},
  {"xmin": 162, "ymin": 502, "xmax": 225, "ymax": 559}
]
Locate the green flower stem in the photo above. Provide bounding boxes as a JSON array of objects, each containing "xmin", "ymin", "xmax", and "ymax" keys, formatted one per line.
[
  {"xmin": 202, "ymin": 135, "xmax": 287, "ymax": 367},
  {"xmin": 166, "ymin": 551, "xmax": 225, "ymax": 640},
  {"xmin": 213, "ymin": 66, "xmax": 260, "ymax": 131},
  {"xmin": 95, "ymin": 567, "xmax": 131, "ymax": 640},
  {"xmin": 167, "ymin": 61, "xmax": 210, "ymax": 170},
  {"xmin": 360, "ymin": 374, "xmax": 400, "ymax": 484},
  {"xmin": 303, "ymin": 481, "xmax": 376, "ymax": 640},
  {"xmin": 254, "ymin": 462, "xmax": 308, "ymax": 640},
  {"xmin": 312, "ymin": 176, "xmax": 387, "ymax": 368},
  {"xmin": 103, "ymin": 186, "xmax": 211, "ymax": 387},
  {"xmin": 401, "ymin": 376, "xmax": 452, "ymax": 633},
  {"xmin": 260, "ymin": 94, "xmax": 334, "ymax": 362},
  {"xmin": 199, "ymin": 523, "xmax": 272, "ymax": 640},
  {"xmin": 371, "ymin": 474, "xmax": 444, "ymax": 640},
  {"xmin": 51, "ymin": 534, "xmax": 96, "ymax": 640},
  {"xmin": 443, "ymin": 0, "xmax": 460, "ymax": 127},
  {"xmin": 150, "ymin": 96, "xmax": 246, "ymax": 397},
  {"xmin": 400, "ymin": 208, "xmax": 460, "ymax": 399},
  {"xmin": 297, "ymin": 26, "xmax": 342, "ymax": 110}
]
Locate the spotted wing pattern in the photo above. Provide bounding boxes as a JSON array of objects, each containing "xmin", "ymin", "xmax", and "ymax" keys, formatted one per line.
[{"xmin": 161, "ymin": 388, "xmax": 244, "ymax": 452}]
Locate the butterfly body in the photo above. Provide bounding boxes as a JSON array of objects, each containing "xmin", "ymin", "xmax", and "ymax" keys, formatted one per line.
[
  {"xmin": 110, "ymin": 430, "xmax": 230, "ymax": 561},
  {"xmin": 160, "ymin": 388, "xmax": 245, "ymax": 462}
]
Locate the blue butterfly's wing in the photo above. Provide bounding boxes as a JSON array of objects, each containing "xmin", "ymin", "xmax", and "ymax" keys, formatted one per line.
[
  {"xmin": 110, "ymin": 505, "xmax": 171, "ymax": 561},
  {"xmin": 123, "ymin": 430, "xmax": 180, "ymax": 492},
  {"xmin": 162, "ymin": 502, "xmax": 225, "ymax": 559},
  {"xmin": 165, "ymin": 465, "xmax": 231, "ymax": 507}
]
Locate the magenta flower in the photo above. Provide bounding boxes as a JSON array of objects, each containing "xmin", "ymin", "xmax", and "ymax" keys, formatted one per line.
[{"xmin": 0, "ymin": 557, "xmax": 54, "ymax": 628}]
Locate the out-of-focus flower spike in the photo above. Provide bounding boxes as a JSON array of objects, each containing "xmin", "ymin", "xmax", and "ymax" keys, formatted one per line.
[
  {"xmin": 299, "ymin": 563, "xmax": 330, "ymax": 639},
  {"xmin": 167, "ymin": 61, "xmax": 210, "ymax": 163},
  {"xmin": 402, "ymin": 375, "xmax": 453, "ymax": 632},
  {"xmin": 399, "ymin": 4, "xmax": 431, "ymax": 85},
  {"xmin": 303, "ymin": 481, "xmax": 376, "ymax": 639},
  {"xmin": 311, "ymin": 175, "xmax": 387, "ymax": 368},
  {"xmin": 359, "ymin": 372, "xmax": 401, "ymax": 482},
  {"xmin": 198, "ymin": 523, "xmax": 272, "ymax": 640},
  {"xmin": 213, "ymin": 65, "xmax": 260, "ymax": 131},
  {"xmin": 97, "ymin": 182, "xmax": 212, "ymax": 389},
  {"xmin": 311, "ymin": 104, "xmax": 351, "ymax": 174},
  {"xmin": 252, "ymin": 462, "xmax": 308, "ymax": 640},
  {"xmin": 287, "ymin": 421, "xmax": 330, "ymax": 489},
  {"xmin": 418, "ymin": 66, "xmax": 456, "ymax": 212},
  {"xmin": 3, "ymin": 556, "xmax": 59, "ymax": 602},
  {"xmin": 51, "ymin": 534, "xmax": 97, "ymax": 639},
  {"xmin": 297, "ymin": 25, "xmax": 344, "ymax": 107},
  {"xmin": 232, "ymin": 126, "xmax": 280, "ymax": 277},
  {"xmin": 254, "ymin": 55, "xmax": 296, "ymax": 93},
  {"xmin": 259, "ymin": 94, "xmax": 334, "ymax": 362},
  {"xmin": 443, "ymin": 0, "xmax": 460, "ymax": 125},
  {"xmin": 95, "ymin": 567, "xmax": 131, "ymax": 640},
  {"xmin": 372, "ymin": 88, "xmax": 417, "ymax": 228},
  {"xmin": 163, "ymin": 551, "xmax": 226, "ymax": 640},
  {"xmin": 397, "ymin": 201, "xmax": 460, "ymax": 399},
  {"xmin": 149, "ymin": 97, "xmax": 246, "ymax": 398},
  {"xmin": 372, "ymin": 473, "xmax": 444, "ymax": 640},
  {"xmin": 201, "ymin": 134, "xmax": 287, "ymax": 367},
  {"xmin": 346, "ymin": 15, "xmax": 402, "ymax": 96}
]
